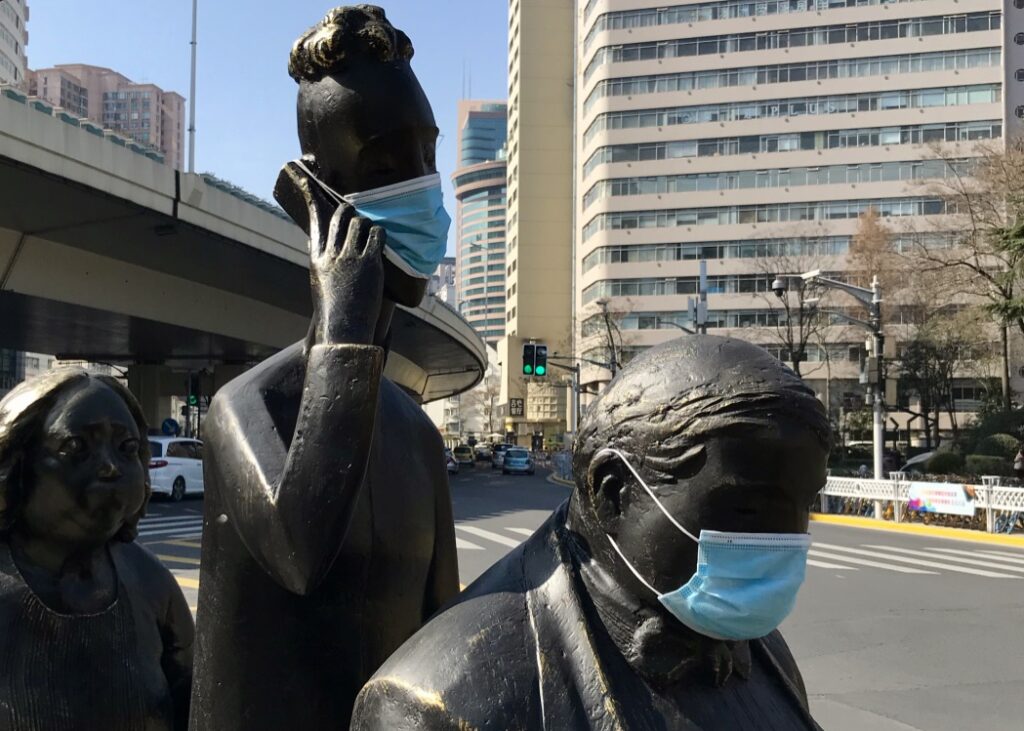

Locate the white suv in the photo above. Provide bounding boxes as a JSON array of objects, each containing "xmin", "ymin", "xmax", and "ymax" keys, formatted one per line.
[{"xmin": 148, "ymin": 437, "xmax": 205, "ymax": 501}]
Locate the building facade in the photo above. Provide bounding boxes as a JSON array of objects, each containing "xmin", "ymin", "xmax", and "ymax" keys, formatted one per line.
[
  {"xmin": 453, "ymin": 101, "xmax": 509, "ymax": 344},
  {"xmin": 576, "ymin": 0, "xmax": 1018, "ymax": 429},
  {"xmin": 430, "ymin": 255, "xmax": 457, "ymax": 305},
  {"xmin": 501, "ymin": 0, "xmax": 576, "ymax": 446},
  {"xmin": 0, "ymin": 0, "xmax": 28, "ymax": 88},
  {"xmin": 28, "ymin": 64, "xmax": 185, "ymax": 168}
]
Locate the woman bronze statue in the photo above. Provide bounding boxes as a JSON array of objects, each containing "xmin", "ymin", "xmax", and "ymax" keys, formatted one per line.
[{"xmin": 0, "ymin": 370, "xmax": 193, "ymax": 731}]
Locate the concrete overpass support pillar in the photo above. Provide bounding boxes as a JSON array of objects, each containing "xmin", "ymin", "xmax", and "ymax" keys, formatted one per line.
[{"xmin": 128, "ymin": 365, "xmax": 175, "ymax": 433}]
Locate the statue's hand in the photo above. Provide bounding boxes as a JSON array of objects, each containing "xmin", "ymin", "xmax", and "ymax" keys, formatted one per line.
[{"xmin": 291, "ymin": 166, "xmax": 385, "ymax": 346}]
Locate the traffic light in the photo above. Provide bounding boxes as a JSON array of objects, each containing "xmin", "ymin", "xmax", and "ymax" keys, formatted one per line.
[
  {"xmin": 187, "ymin": 373, "xmax": 201, "ymax": 407},
  {"xmin": 522, "ymin": 343, "xmax": 548, "ymax": 377},
  {"xmin": 534, "ymin": 345, "xmax": 548, "ymax": 377},
  {"xmin": 522, "ymin": 344, "xmax": 535, "ymax": 375}
]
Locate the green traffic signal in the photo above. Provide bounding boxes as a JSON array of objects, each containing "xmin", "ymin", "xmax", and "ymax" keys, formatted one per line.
[
  {"xmin": 188, "ymin": 394, "xmax": 199, "ymax": 407},
  {"xmin": 535, "ymin": 365, "xmax": 546, "ymax": 376},
  {"xmin": 523, "ymin": 364, "xmax": 534, "ymax": 375}
]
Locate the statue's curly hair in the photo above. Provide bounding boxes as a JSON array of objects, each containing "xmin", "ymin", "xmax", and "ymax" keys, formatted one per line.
[
  {"xmin": 288, "ymin": 5, "xmax": 414, "ymax": 83},
  {"xmin": 0, "ymin": 369, "xmax": 151, "ymax": 542},
  {"xmin": 573, "ymin": 335, "xmax": 832, "ymax": 496}
]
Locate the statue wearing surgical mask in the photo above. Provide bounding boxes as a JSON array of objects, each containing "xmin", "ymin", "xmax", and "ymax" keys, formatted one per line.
[
  {"xmin": 352, "ymin": 336, "xmax": 830, "ymax": 730},
  {"xmin": 188, "ymin": 7, "xmax": 459, "ymax": 730}
]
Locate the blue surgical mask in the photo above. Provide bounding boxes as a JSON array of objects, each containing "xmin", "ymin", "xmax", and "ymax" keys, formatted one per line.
[
  {"xmin": 294, "ymin": 162, "xmax": 451, "ymax": 279},
  {"xmin": 597, "ymin": 448, "xmax": 811, "ymax": 641}
]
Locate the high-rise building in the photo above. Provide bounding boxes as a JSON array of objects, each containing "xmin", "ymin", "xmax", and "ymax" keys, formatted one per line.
[
  {"xmin": 454, "ymin": 100, "xmax": 509, "ymax": 344},
  {"xmin": 501, "ymin": 0, "xmax": 575, "ymax": 446},
  {"xmin": 0, "ymin": 0, "xmax": 28, "ymax": 88},
  {"xmin": 28, "ymin": 64, "xmax": 186, "ymax": 168},
  {"xmin": 576, "ymin": 0, "xmax": 1018, "ymax": 417}
]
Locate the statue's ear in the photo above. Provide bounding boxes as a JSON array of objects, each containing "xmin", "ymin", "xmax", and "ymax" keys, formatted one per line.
[{"xmin": 588, "ymin": 450, "xmax": 627, "ymax": 530}]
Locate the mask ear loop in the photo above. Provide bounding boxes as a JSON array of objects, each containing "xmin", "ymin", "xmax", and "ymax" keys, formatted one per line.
[
  {"xmin": 595, "ymin": 448, "xmax": 699, "ymax": 543},
  {"xmin": 292, "ymin": 160, "xmax": 346, "ymax": 205}
]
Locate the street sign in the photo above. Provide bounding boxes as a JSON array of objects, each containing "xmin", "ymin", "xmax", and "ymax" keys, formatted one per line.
[
  {"xmin": 509, "ymin": 398, "xmax": 525, "ymax": 417},
  {"xmin": 161, "ymin": 418, "xmax": 180, "ymax": 436}
]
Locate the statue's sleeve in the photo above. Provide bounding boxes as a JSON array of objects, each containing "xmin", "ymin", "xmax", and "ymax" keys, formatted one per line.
[
  {"xmin": 206, "ymin": 343, "xmax": 384, "ymax": 595},
  {"xmin": 160, "ymin": 565, "xmax": 195, "ymax": 731},
  {"xmin": 425, "ymin": 443, "xmax": 460, "ymax": 617}
]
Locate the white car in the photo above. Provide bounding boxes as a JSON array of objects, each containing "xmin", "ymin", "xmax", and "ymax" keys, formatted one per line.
[{"xmin": 148, "ymin": 437, "xmax": 204, "ymax": 501}]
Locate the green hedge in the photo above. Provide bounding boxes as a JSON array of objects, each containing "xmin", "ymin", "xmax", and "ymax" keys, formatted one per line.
[
  {"xmin": 925, "ymin": 452, "xmax": 963, "ymax": 474},
  {"xmin": 965, "ymin": 454, "xmax": 1014, "ymax": 477},
  {"xmin": 974, "ymin": 434, "xmax": 1020, "ymax": 461}
]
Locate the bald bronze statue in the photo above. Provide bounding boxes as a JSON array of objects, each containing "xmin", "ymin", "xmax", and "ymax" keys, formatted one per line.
[
  {"xmin": 188, "ymin": 7, "xmax": 458, "ymax": 729},
  {"xmin": 0, "ymin": 370, "xmax": 193, "ymax": 731},
  {"xmin": 352, "ymin": 336, "xmax": 829, "ymax": 730}
]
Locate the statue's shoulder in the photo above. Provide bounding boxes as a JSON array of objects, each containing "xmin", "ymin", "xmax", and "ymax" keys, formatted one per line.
[
  {"xmin": 353, "ymin": 547, "xmax": 538, "ymax": 729},
  {"xmin": 379, "ymin": 377, "xmax": 441, "ymax": 441},
  {"xmin": 213, "ymin": 342, "xmax": 305, "ymax": 407}
]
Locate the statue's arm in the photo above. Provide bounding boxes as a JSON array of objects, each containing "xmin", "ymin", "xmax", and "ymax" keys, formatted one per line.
[
  {"xmin": 425, "ymin": 442, "xmax": 460, "ymax": 617},
  {"xmin": 208, "ymin": 343, "xmax": 383, "ymax": 595},
  {"xmin": 159, "ymin": 566, "xmax": 195, "ymax": 731}
]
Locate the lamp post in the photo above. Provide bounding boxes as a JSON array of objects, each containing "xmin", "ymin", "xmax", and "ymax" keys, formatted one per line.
[{"xmin": 777, "ymin": 271, "xmax": 886, "ymax": 517}]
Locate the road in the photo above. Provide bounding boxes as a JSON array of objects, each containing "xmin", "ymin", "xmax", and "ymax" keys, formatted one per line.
[{"xmin": 140, "ymin": 467, "xmax": 1024, "ymax": 730}]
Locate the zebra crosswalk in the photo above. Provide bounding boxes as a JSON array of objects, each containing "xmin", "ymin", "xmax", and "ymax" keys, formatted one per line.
[
  {"xmin": 138, "ymin": 512, "xmax": 204, "ymax": 540},
  {"xmin": 808, "ymin": 540, "xmax": 1024, "ymax": 580}
]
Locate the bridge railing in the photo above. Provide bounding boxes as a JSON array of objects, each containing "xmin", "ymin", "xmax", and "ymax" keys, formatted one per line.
[{"xmin": 820, "ymin": 476, "xmax": 1024, "ymax": 534}]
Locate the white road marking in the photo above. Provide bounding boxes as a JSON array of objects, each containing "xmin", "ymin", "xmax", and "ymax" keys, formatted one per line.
[
  {"xmin": 928, "ymin": 548, "xmax": 1024, "ymax": 565},
  {"xmin": 868, "ymin": 546, "xmax": 1024, "ymax": 574},
  {"xmin": 456, "ymin": 525, "xmax": 522, "ymax": 548},
  {"xmin": 807, "ymin": 558, "xmax": 858, "ymax": 570},
  {"xmin": 815, "ymin": 542, "xmax": 1020, "ymax": 579},
  {"xmin": 809, "ymin": 549, "xmax": 937, "ymax": 575},
  {"xmin": 455, "ymin": 537, "xmax": 485, "ymax": 551},
  {"xmin": 505, "ymin": 527, "xmax": 535, "ymax": 537},
  {"xmin": 974, "ymin": 549, "xmax": 1024, "ymax": 563}
]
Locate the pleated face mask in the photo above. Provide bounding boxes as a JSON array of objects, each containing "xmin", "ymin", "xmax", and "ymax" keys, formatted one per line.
[
  {"xmin": 295, "ymin": 162, "xmax": 451, "ymax": 279},
  {"xmin": 598, "ymin": 448, "xmax": 811, "ymax": 641}
]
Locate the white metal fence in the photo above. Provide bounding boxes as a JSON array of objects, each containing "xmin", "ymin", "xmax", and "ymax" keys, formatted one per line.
[{"xmin": 821, "ymin": 476, "xmax": 1024, "ymax": 534}]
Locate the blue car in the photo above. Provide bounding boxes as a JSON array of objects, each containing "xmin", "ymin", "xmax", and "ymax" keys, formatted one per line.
[{"xmin": 502, "ymin": 448, "xmax": 535, "ymax": 476}]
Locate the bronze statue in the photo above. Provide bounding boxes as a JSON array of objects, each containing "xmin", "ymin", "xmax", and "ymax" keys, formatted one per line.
[
  {"xmin": 352, "ymin": 336, "xmax": 830, "ymax": 730},
  {"xmin": 189, "ymin": 6, "xmax": 459, "ymax": 730},
  {"xmin": 0, "ymin": 370, "xmax": 193, "ymax": 731}
]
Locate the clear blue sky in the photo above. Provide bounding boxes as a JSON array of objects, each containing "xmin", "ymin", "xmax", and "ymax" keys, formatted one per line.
[{"xmin": 27, "ymin": 1, "xmax": 509, "ymax": 254}]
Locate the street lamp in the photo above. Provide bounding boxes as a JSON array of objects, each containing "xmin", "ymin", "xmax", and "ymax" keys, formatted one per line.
[
  {"xmin": 656, "ymin": 319, "xmax": 696, "ymax": 335},
  {"xmin": 778, "ymin": 270, "xmax": 886, "ymax": 487}
]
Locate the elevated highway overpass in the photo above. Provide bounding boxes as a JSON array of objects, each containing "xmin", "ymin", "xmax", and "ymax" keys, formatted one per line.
[{"xmin": 0, "ymin": 88, "xmax": 485, "ymax": 424}]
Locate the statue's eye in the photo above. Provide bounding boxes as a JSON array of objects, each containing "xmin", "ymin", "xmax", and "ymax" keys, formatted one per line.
[
  {"xmin": 59, "ymin": 437, "xmax": 87, "ymax": 457},
  {"xmin": 120, "ymin": 438, "xmax": 140, "ymax": 455}
]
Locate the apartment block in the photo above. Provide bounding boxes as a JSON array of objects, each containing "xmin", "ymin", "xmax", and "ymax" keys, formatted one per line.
[
  {"xmin": 0, "ymin": 0, "xmax": 28, "ymax": 87},
  {"xmin": 28, "ymin": 63, "xmax": 185, "ymax": 169},
  {"xmin": 576, "ymin": 0, "xmax": 1020, "ymax": 425},
  {"xmin": 502, "ymin": 0, "xmax": 575, "ymax": 446}
]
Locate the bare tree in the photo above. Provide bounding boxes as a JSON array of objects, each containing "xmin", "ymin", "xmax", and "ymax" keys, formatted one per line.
[
  {"xmin": 905, "ymin": 138, "xmax": 1024, "ymax": 408},
  {"xmin": 461, "ymin": 372, "xmax": 502, "ymax": 437},
  {"xmin": 580, "ymin": 298, "xmax": 631, "ymax": 375}
]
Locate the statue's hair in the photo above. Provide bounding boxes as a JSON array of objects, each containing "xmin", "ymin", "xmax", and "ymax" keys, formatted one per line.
[
  {"xmin": 0, "ymin": 369, "xmax": 151, "ymax": 541},
  {"xmin": 288, "ymin": 5, "xmax": 414, "ymax": 83},
  {"xmin": 573, "ymin": 336, "xmax": 832, "ymax": 495}
]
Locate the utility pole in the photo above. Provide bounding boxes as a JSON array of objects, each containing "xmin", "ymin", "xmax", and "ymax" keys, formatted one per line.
[{"xmin": 188, "ymin": 0, "xmax": 199, "ymax": 173}]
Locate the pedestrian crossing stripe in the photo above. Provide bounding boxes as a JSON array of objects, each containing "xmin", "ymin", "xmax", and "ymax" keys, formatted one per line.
[
  {"xmin": 455, "ymin": 525, "xmax": 521, "ymax": 548},
  {"xmin": 808, "ymin": 542, "xmax": 1024, "ymax": 579},
  {"xmin": 157, "ymin": 554, "xmax": 202, "ymax": 566}
]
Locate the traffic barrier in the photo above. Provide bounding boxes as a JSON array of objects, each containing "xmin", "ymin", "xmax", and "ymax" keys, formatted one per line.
[{"xmin": 820, "ymin": 476, "xmax": 1024, "ymax": 535}]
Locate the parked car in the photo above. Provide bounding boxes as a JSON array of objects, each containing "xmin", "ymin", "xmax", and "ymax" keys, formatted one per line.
[
  {"xmin": 503, "ymin": 448, "xmax": 535, "ymax": 476},
  {"xmin": 453, "ymin": 445, "xmax": 475, "ymax": 466},
  {"xmin": 445, "ymin": 448, "xmax": 459, "ymax": 475},
  {"xmin": 475, "ymin": 444, "xmax": 492, "ymax": 462},
  {"xmin": 148, "ymin": 437, "xmax": 204, "ymax": 501},
  {"xmin": 491, "ymin": 443, "xmax": 511, "ymax": 470}
]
